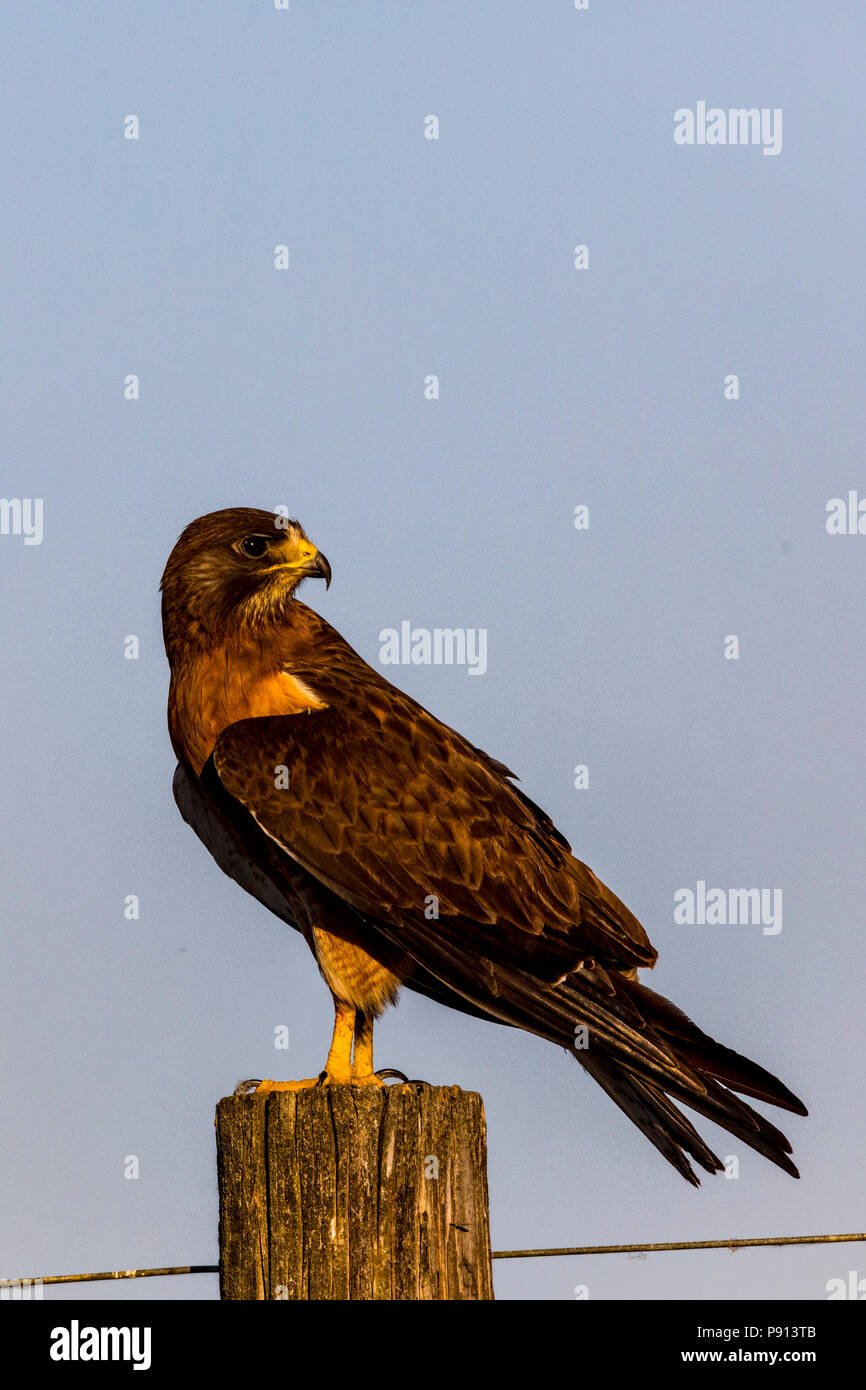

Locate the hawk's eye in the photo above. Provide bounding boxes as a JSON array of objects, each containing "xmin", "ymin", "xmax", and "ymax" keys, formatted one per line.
[{"xmin": 240, "ymin": 535, "xmax": 269, "ymax": 557}]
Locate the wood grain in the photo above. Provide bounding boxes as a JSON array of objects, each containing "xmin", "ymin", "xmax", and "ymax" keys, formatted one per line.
[{"xmin": 216, "ymin": 1084, "xmax": 493, "ymax": 1300}]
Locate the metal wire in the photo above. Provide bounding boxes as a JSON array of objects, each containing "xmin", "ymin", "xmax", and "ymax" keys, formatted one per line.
[
  {"xmin": 0, "ymin": 1265, "xmax": 217, "ymax": 1288},
  {"xmin": 491, "ymin": 1231, "xmax": 866, "ymax": 1260},
  {"xmin": 2, "ymin": 1231, "xmax": 863, "ymax": 1287}
]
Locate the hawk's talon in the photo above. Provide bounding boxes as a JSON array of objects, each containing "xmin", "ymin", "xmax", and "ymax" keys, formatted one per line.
[{"xmin": 234, "ymin": 1078, "xmax": 262, "ymax": 1096}]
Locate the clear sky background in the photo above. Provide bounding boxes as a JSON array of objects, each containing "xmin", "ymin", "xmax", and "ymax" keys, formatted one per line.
[{"xmin": 1, "ymin": 2, "xmax": 863, "ymax": 1302}]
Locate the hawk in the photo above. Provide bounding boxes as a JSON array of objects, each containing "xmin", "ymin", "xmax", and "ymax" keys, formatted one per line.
[{"xmin": 161, "ymin": 507, "xmax": 806, "ymax": 1184}]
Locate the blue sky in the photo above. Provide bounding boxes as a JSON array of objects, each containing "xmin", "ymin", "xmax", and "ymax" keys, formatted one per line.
[{"xmin": 1, "ymin": 2, "xmax": 864, "ymax": 1301}]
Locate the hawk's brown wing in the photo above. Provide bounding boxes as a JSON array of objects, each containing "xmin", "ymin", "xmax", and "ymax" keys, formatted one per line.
[
  {"xmin": 202, "ymin": 691, "xmax": 657, "ymax": 986},
  {"xmin": 195, "ymin": 647, "xmax": 805, "ymax": 1184}
]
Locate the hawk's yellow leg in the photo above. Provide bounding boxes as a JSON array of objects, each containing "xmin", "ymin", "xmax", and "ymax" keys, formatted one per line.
[
  {"xmin": 239, "ymin": 998, "xmax": 357, "ymax": 1094},
  {"xmin": 351, "ymin": 1010, "xmax": 384, "ymax": 1086}
]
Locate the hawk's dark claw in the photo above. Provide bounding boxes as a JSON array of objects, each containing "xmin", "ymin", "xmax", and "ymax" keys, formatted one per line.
[
  {"xmin": 234, "ymin": 1078, "xmax": 262, "ymax": 1096},
  {"xmin": 374, "ymin": 1068, "xmax": 429, "ymax": 1084}
]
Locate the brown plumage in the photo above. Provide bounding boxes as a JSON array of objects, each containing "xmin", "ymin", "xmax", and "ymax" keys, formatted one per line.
[{"xmin": 161, "ymin": 506, "xmax": 807, "ymax": 1184}]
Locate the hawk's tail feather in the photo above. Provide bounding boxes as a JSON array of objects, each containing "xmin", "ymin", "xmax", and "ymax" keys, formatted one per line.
[
  {"xmin": 515, "ymin": 977, "xmax": 804, "ymax": 1181},
  {"xmin": 378, "ymin": 919, "xmax": 806, "ymax": 1184},
  {"xmin": 578, "ymin": 1053, "xmax": 725, "ymax": 1186},
  {"xmin": 617, "ymin": 976, "xmax": 808, "ymax": 1116},
  {"xmin": 539, "ymin": 973, "xmax": 803, "ymax": 1181},
  {"xmin": 656, "ymin": 1070, "xmax": 801, "ymax": 1180}
]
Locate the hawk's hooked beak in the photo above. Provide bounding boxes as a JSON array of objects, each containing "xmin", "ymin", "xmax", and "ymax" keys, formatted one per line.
[
  {"xmin": 267, "ymin": 536, "xmax": 332, "ymax": 589},
  {"xmin": 273, "ymin": 542, "xmax": 331, "ymax": 589},
  {"xmin": 302, "ymin": 550, "xmax": 331, "ymax": 589}
]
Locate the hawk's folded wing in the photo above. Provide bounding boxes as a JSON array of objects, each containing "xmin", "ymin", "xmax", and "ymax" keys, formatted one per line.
[
  {"xmin": 195, "ymin": 701, "xmax": 804, "ymax": 1183},
  {"xmin": 200, "ymin": 700, "xmax": 657, "ymax": 987}
]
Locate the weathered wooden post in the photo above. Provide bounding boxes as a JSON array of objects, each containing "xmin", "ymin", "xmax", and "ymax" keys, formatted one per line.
[{"xmin": 216, "ymin": 1083, "xmax": 494, "ymax": 1300}]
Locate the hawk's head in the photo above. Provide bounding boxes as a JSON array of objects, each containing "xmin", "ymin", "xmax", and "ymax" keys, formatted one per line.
[{"xmin": 160, "ymin": 507, "xmax": 331, "ymax": 665}]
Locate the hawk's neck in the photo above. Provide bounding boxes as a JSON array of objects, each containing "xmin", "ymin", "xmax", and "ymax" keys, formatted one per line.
[{"xmin": 167, "ymin": 626, "xmax": 326, "ymax": 775}]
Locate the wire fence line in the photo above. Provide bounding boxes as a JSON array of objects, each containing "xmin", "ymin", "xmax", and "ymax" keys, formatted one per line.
[
  {"xmin": 1, "ymin": 1265, "xmax": 217, "ymax": 1289},
  {"xmin": 491, "ymin": 1232, "xmax": 866, "ymax": 1260},
  {"xmin": 2, "ymin": 1231, "xmax": 863, "ymax": 1289}
]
